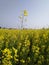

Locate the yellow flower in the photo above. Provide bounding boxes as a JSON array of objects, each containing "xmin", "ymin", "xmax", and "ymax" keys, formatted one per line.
[
  {"xmin": 24, "ymin": 10, "xmax": 28, "ymax": 16},
  {"xmin": 0, "ymin": 35, "xmax": 4, "ymax": 41},
  {"xmin": 38, "ymin": 60, "xmax": 41, "ymax": 64},
  {"xmin": 20, "ymin": 59, "xmax": 25, "ymax": 63},
  {"xmin": 14, "ymin": 56, "xmax": 19, "ymax": 62},
  {"xmin": 27, "ymin": 57, "xmax": 30, "ymax": 62}
]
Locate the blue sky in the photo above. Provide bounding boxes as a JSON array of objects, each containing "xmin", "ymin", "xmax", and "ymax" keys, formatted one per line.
[{"xmin": 0, "ymin": 0, "xmax": 49, "ymax": 29}]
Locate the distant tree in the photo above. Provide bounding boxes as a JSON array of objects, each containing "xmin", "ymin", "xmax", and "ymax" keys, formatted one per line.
[
  {"xmin": 19, "ymin": 10, "xmax": 28, "ymax": 29},
  {"xmin": 0, "ymin": 26, "xmax": 1, "ymax": 29}
]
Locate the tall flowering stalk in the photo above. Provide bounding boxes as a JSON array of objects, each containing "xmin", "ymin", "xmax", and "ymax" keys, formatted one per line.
[{"xmin": 19, "ymin": 10, "xmax": 28, "ymax": 29}]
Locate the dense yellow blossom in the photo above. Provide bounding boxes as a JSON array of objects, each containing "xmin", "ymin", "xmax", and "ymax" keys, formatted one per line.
[{"xmin": 0, "ymin": 29, "xmax": 49, "ymax": 65}]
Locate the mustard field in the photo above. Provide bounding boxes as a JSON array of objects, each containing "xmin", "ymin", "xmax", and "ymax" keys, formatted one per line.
[{"xmin": 0, "ymin": 29, "xmax": 49, "ymax": 65}]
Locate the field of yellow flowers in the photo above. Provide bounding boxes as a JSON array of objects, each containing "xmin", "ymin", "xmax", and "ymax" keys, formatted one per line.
[{"xmin": 0, "ymin": 29, "xmax": 49, "ymax": 65}]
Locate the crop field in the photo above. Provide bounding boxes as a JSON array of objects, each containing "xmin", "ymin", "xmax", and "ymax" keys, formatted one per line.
[{"xmin": 0, "ymin": 29, "xmax": 49, "ymax": 65}]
